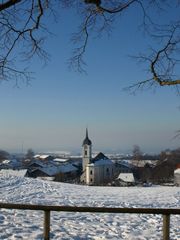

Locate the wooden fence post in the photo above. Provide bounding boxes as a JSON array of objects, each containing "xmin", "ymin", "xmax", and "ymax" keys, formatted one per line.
[
  {"xmin": 44, "ymin": 210, "xmax": 50, "ymax": 240},
  {"xmin": 163, "ymin": 214, "xmax": 170, "ymax": 240}
]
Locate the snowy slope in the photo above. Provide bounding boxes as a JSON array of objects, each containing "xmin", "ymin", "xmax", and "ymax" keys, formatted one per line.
[{"xmin": 0, "ymin": 176, "xmax": 179, "ymax": 240}]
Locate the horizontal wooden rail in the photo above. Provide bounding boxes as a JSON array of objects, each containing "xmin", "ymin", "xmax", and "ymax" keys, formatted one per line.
[
  {"xmin": 0, "ymin": 202, "xmax": 179, "ymax": 240},
  {"xmin": 0, "ymin": 202, "xmax": 180, "ymax": 214}
]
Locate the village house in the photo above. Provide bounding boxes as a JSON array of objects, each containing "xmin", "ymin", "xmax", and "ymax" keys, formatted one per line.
[
  {"xmin": 0, "ymin": 158, "xmax": 22, "ymax": 170},
  {"xmin": 115, "ymin": 172, "xmax": 135, "ymax": 186},
  {"xmin": 34, "ymin": 154, "xmax": 54, "ymax": 162},
  {"xmin": 80, "ymin": 129, "xmax": 115, "ymax": 185},
  {"xmin": 114, "ymin": 160, "xmax": 133, "ymax": 176},
  {"xmin": 27, "ymin": 159, "xmax": 78, "ymax": 182},
  {"xmin": 131, "ymin": 157, "xmax": 180, "ymax": 184}
]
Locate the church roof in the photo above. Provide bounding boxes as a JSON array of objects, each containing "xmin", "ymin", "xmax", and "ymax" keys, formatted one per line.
[
  {"xmin": 93, "ymin": 159, "xmax": 113, "ymax": 166},
  {"xmin": 82, "ymin": 128, "xmax": 92, "ymax": 146},
  {"xmin": 91, "ymin": 152, "xmax": 113, "ymax": 164},
  {"xmin": 93, "ymin": 152, "xmax": 108, "ymax": 162},
  {"xmin": 88, "ymin": 152, "xmax": 113, "ymax": 166}
]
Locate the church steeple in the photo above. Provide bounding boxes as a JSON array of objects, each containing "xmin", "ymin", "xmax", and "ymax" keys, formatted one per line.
[
  {"xmin": 82, "ymin": 128, "xmax": 92, "ymax": 146},
  {"xmin": 82, "ymin": 128, "xmax": 92, "ymax": 171},
  {"xmin": 86, "ymin": 128, "xmax": 88, "ymax": 138}
]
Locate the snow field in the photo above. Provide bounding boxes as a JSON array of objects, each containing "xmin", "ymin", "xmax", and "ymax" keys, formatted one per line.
[{"xmin": 0, "ymin": 176, "xmax": 179, "ymax": 239}]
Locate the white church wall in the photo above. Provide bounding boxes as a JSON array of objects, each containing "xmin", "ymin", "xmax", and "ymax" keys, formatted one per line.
[
  {"xmin": 86, "ymin": 165, "xmax": 94, "ymax": 185},
  {"xmin": 85, "ymin": 161, "xmax": 115, "ymax": 185}
]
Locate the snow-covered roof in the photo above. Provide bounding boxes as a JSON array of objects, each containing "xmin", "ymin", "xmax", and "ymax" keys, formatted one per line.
[
  {"xmin": 34, "ymin": 154, "xmax": 50, "ymax": 159},
  {"xmin": 53, "ymin": 158, "xmax": 69, "ymax": 163},
  {"xmin": 174, "ymin": 168, "xmax": 180, "ymax": 174},
  {"xmin": 95, "ymin": 159, "xmax": 114, "ymax": 166},
  {"xmin": 28, "ymin": 161, "xmax": 46, "ymax": 168},
  {"xmin": 117, "ymin": 160, "xmax": 133, "ymax": 168},
  {"xmin": 117, "ymin": 173, "xmax": 135, "ymax": 183},
  {"xmin": 2, "ymin": 160, "xmax": 11, "ymax": 164},
  {"xmin": 131, "ymin": 160, "xmax": 157, "ymax": 167},
  {"xmin": 0, "ymin": 169, "xmax": 27, "ymax": 177},
  {"xmin": 0, "ymin": 159, "xmax": 21, "ymax": 168},
  {"xmin": 39, "ymin": 155, "xmax": 50, "ymax": 159},
  {"xmin": 59, "ymin": 164, "xmax": 77, "ymax": 173},
  {"xmin": 31, "ymin": 163, "xmax": 78, "ymax": 176},
  {"xmin": 37, "ymin": 166, "xmax": 59, "ymax": 176},
  {"xmin": 88, "ymin": 158, "xmax": 114, "ymax": 167}
]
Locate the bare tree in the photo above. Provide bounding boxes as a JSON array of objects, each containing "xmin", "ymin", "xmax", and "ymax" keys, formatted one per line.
[
  {"xmin": 0, "ymin": 1, "xmax": 179, "ymax": 89},
  {"xmin": 25, "ymin": 148, "xmax": 34, "ymax": 160},
  {"xmin": 0, "ymin": 149, "xmax": 9, "ymax": 163},
  {"xmin": 132, "ymin": 145, "xmax": 142, "ymax": 167}
]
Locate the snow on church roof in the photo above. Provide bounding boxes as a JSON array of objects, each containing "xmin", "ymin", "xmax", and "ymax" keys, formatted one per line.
[
  {"xmin": 87, "ymin": 152, "xmax": 114, "ymax": 167},
  {"xmin": 94, "ymin": 158, "xmax": 114, "ymax": 166},
  {"xmin": 88, "ymin": 158, "xmax": 114, "ymax": 167}
]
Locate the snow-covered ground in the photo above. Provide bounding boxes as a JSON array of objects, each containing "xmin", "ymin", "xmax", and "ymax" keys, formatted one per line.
[{"xmin": 0, "ymin": 176, "xmax": 179, "ymax": 240}]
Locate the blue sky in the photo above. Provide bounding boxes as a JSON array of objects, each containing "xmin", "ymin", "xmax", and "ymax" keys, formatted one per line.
[{"xmin": 0, "ymin": 3, "xmax": 179, "ymax": 154}]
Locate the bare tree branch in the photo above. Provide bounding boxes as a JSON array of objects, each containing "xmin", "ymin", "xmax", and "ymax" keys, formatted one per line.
[
  {"xmin": 150, "ymin": 24, "xmax": 180, "ymax": 86},
  {"xmin": 0, "ymin": 0, "xmax": 49, "ymax": 83},
  {"xmin": 0, "ymin": 0, "xmax": 22, "ymax": 11},
  {"xmin": 0, "ymin": 0, "xmax": 179, "ymax": 89}
]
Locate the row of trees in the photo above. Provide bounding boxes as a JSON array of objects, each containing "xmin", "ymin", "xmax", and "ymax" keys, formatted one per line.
[{"xmin": 132, "ymin": 145, "xmax": 180, "ymax": 165}]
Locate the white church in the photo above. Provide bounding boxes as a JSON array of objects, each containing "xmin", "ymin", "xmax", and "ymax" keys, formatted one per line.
[{"xmin": 80, "ymin": 129, "xmax": 115, "ymax": 185}]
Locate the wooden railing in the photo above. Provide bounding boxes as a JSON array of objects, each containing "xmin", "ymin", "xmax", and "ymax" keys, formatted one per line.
[{"xmin": 0, "ymin": 202, "xmax": 179, "ymax": 240}]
